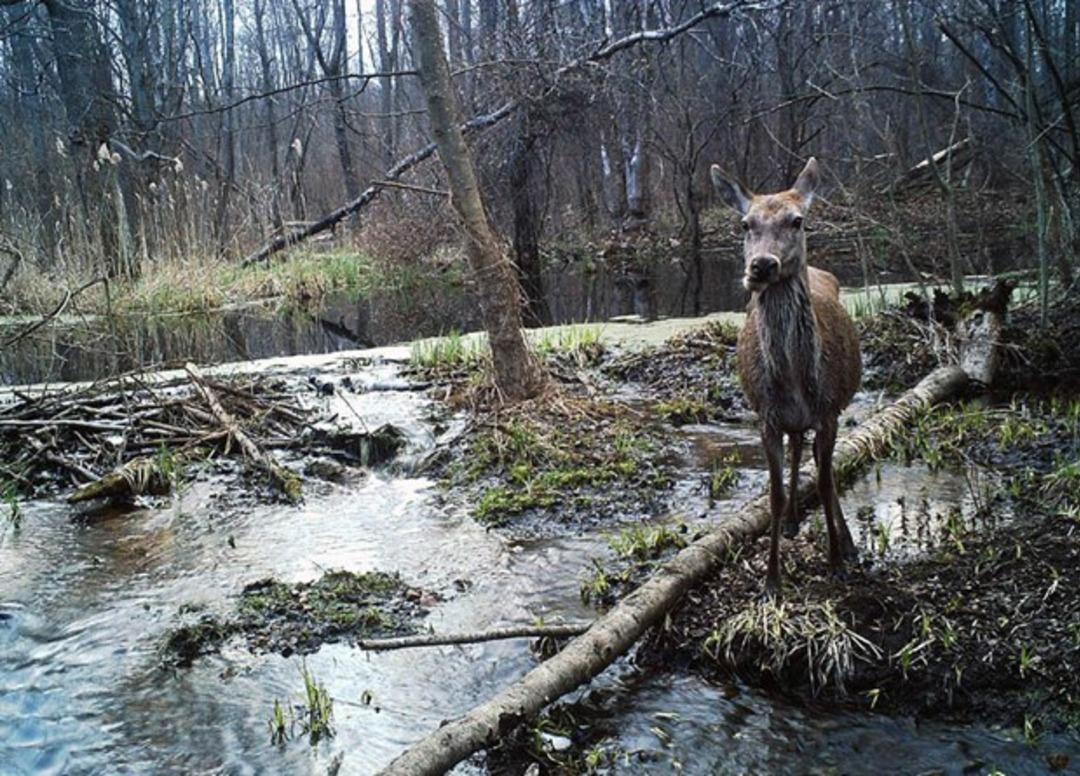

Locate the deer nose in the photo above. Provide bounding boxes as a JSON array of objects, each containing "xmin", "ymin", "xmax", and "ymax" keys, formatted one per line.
[{"xmin": 748, "ymin": 256, "xmax": 780, "ymax": 281}]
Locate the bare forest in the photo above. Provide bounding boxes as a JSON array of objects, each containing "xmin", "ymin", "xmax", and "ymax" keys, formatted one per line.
[{"xmin": 0, "ymin": 1, "xmax": 1076, "ymax": 309}]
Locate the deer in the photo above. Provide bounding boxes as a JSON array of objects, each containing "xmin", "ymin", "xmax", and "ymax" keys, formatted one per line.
[{"xmin": 709, "ymin": 158, "xmax": 861, "ymax": 596}]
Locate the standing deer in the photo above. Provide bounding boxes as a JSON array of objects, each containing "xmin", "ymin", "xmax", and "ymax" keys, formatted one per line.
[{"xmin": 710, "ymin": 158, "xmax": 860, "ymax": 595}]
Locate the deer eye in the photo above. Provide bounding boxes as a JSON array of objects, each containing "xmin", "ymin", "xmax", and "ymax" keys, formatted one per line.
[
  {"xmin": 741, "ymin": 220, "xmax": 751, "ymax": 233},
  {"xmin": 791, "ymin": 216, "xmax": 804, "ymax": 230}
]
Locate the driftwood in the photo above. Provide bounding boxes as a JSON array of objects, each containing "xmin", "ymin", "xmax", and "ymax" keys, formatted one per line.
[
  {"xmin": 357, "ymin": 623, "xmax": 590, "ymax": 652},
  {"xmin": 380, "ymin": 292, "xmax": 1009, "ymax": 776},
  {"xmin": 68, "ymin": 454, "xmax": 179, "ymax": 503},
  {"xmin": 239, "ymin": 0, "xmax": 765, "ymax": 267},
  {"xmin": 185, "ymin": 363, "xmax": 303, "ymax": 502}
]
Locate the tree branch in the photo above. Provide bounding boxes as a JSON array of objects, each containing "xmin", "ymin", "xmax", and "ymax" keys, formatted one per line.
[{"xmin": 357, "ymin": 623, "xmax": 589, "ymax": 651}]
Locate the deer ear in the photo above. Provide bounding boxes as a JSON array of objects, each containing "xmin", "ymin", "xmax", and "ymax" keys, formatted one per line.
[
  {"xmin": 792, "ymin": 157, "xmax": 820, "ymax": 206},
  {"xmin": 710, "ymin": 165, "xmax": 752, "ymax": 215}
]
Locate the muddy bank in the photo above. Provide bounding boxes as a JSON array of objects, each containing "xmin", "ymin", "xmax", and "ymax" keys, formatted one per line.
[{"xmin": 634, "ymin": 392, "xmax": 1080, "ymax": 736}]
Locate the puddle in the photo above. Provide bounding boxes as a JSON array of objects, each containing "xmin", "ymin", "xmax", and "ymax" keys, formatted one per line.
[{"xmin": 842, "ymin": 462, "xmax": 1002, "ymax": 560}]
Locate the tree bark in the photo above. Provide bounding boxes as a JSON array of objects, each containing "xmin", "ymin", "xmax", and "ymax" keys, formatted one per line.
[
  {"xmin": 381, "ymin": 287, "xmax": 1012, "ymax": 774},
  {"xmin": 509, "ymin": 110, "xmax": 550, "ymax": 326},
  {"xmin": 409, "ymin": 0, "xmax": 545, "ymax": 402}
]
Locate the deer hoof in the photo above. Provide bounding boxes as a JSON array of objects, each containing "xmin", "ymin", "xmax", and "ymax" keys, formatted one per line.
[{"xmin": 763, "ymin": 577, "xmax": 782, "ymax": 601}]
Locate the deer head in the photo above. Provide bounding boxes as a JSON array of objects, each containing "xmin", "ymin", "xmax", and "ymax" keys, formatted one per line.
[{"xmin": 710, "ymin": 158, "xmax": 820, "ymax": 292}]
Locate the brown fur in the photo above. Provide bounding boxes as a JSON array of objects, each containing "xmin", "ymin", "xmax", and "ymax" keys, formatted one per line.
[
  {"xmin": 711, "ymin": 157, "xmax": 861, "ymax": 594},
  {"xmin": 737, "ymin": 266, "xmax": 860, "ymax": 427}
]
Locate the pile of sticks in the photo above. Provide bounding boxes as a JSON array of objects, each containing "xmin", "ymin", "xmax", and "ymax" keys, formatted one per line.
[{"xmin": 0, "ymin": 364, "xmax": 312, "ymax": 502}]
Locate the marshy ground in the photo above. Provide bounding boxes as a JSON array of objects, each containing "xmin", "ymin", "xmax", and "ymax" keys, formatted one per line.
[
  {"xmin": 409, "ymin": 288, "xmax": 1080, "ymax": 773},
  {"xmin": 4, "ymin": 281, "xmax": 1078, "ymax": 774}
]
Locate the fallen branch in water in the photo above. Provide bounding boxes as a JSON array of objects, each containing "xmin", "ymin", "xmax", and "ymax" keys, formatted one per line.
[
  {"xmin": 379, "ymin": 285, "xmax": 1010, "ymax": 776},
  {"xmin": 357, "ymin": 623, "xmax": 590, "ymax": 651},
  {"xmin": 0, "ymin": 277, "xmax": 104, "ymax": 349},
  {"xmin": 68, "ymin": 453, "xmax": 182, "ymax": 503},
  {"xmin": 185, "ymin": 363, "xmax": 303, "ymax": 503}
]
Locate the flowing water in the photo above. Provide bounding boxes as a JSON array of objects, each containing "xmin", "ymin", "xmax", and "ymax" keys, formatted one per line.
[{"xmin": 1, "ymin": 342, "xmax": 1075, "ymax": 774}]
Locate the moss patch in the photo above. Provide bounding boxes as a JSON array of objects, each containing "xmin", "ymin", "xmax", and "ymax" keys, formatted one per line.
[
  {"xmin": 444, "ymin": 398, "xmax": 675, "ymax": 533},
  {"xmin": 163, "ymin": 569, "xmax": 429, "ymax": 667}
]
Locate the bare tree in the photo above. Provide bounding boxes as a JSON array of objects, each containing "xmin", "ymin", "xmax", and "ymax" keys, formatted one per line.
[{"xmin": 409, "ymin": 0, "xmax": 545, "ymax": 401}]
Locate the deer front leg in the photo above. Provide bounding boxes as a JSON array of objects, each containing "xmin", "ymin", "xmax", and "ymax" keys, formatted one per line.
[
  {"xmin": 783, "ymin": 432, "xmax": 804, "ymax": 539},
  {"xmin": 763, "ymin": 426, "xmax": 785, "ymax": 597},
  {"xmin": 814, "ymin": 417, "xmax": 858, "ymax": 573}
]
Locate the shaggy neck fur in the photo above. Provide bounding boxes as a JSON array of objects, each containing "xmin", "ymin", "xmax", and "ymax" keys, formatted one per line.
[{"xmin": 754, "ymin": 269, "xmax": 822, "ymax": 419}]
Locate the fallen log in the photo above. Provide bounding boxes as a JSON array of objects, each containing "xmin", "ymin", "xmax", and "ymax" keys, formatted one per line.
[
  {"xmin": 380, "ymin": 289, "xmax": 1009, "ymax": 775},
  {"xmin": 357, "ymin": 623, "xmax": 590, "ymax": 652},
  {"xmin": 185, "ymin": 363, "xmax": 302, "ymax": 502},
  {"xmin": 239, "ymin": 0, "xmax": 766, "ymax": 267}
]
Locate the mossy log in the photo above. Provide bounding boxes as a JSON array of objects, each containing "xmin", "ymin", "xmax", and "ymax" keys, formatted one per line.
[
  {"xmin": 379, "ymin": 294, "xmax": 1008, "ymax": 776},
  {"xmin": 185, "ymin": 363, "xmax": 302, "ymax": 502}
]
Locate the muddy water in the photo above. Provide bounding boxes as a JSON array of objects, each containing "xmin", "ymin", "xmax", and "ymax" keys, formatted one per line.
[
  {"xmin": 1, "ymin": 356, "xmax": 1074, "ymax": 774},
  {"xmin": 567, "ymin": 671, "xmax": 1078, "ymax": 775}
]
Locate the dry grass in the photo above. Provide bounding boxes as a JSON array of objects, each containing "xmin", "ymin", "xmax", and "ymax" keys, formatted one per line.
[{"xmin": 706, "ymin": 597, "xmax": 883, "ymax": 696}]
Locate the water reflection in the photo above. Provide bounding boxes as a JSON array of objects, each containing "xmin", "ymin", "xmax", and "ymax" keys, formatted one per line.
[{"xmin": 1, "ymin": 256, "xmax": 747, "ymax": 385}]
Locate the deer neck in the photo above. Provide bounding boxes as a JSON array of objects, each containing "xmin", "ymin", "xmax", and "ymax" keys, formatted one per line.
[{"xmin": 754, "ymin": 266, "xmax": 821, "ymax": 401}]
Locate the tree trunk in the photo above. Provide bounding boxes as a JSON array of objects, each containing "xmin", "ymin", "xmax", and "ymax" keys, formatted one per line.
[
  {"xmin": 253, "ymin": 0, "xmax": 283, "ymax": 230},
  {"xmin": 215, "ymin": 0, "xmax": 237, "ymax": 255},
  {"xmin": 42, "ymin": 0, "xmax": 134, "ymax": 278},
  {"xmin": 409, "ymin": 0, "xmax": 545, "ymax": 402},
  {"xmin": 509, "ymin": 111, "xmax": 550, "ymax": 326}
]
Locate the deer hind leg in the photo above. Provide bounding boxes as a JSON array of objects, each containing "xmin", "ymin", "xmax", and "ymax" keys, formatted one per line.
[
  {"xmin": 783, "ymin": 432, "xmax": 804, "ymax": 539},
  {"xmin": 814, "ymin": 417, "xmax": 858, "ymax": 572},
  {"xmin": 763, "ymin": 426, "xmax": 785, "ymax": 597}
]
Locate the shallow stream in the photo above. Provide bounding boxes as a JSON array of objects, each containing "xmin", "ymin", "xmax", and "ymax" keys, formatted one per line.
[{"xmin": 1, "ymin": 347, "xmax": 1075, "ymax": 775}]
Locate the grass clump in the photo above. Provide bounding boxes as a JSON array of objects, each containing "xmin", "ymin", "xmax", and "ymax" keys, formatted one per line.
[
  {"xmin": 707, "ymin": 452, "xmax": 740, "ymax": 504},
  {"xmin": 530, "ymin": 324, "xmax": 604, "ymax": 367},
  {"xmin": 410, "ymin": 329, "xmax": 489, "ymax": 373},
  {"xmin": 705, "ymin": 598, "xmax": 883, "ymax": 695},
  {"xmin": 653, "ymin": 395, "xmax": 711, "ymax": 426},
  {"xmin": 457, "ymin": 410, "xmax": 669, "ymax": 528},
  {"xmin": 268, "ymin": 663, "xmax": 336, "ymax": 745},
  {"xmin": 1, "ymin": 479, "xmax": 21, "ymax": 528},
  {"xmin": 608, "ymin": 522, "xmax": 687, "ymax": 562}
]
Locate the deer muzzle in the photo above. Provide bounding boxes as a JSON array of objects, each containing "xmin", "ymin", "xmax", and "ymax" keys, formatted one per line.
[{"xmin": 746, "ymin": 255, "xmax": 781, "ymax": 287}]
